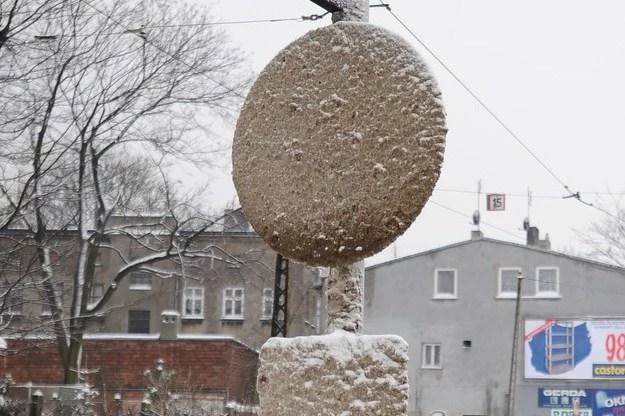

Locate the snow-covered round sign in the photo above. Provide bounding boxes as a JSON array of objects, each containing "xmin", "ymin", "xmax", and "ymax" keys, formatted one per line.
[{"xmin": 233, "ymin": 22, "xmax": 446, "ymax": 266}]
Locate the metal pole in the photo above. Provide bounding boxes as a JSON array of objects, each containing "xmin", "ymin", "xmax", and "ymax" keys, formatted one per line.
[{"xmin": 506, "ymin": 271, "xmax": 524, "ymax": 416}]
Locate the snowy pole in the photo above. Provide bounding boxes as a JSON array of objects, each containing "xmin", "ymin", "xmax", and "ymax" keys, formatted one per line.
[
  {"xmin": 327, "ymin": 262, "xmax": 363, "ymax": 332},
  {"xmin": 325, "ymin": 0, "xmax": 368, "ymax": 334}
]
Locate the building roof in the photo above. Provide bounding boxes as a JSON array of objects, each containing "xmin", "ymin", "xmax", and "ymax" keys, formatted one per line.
[{"xmin": 366, "ymin": 236, "xmax": 625, "ymax": 274}]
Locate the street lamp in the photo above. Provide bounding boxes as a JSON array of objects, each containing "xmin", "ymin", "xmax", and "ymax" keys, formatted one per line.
[{"xmin": 506, "ymin": 271, "xmax": 524, "ymax": 416}]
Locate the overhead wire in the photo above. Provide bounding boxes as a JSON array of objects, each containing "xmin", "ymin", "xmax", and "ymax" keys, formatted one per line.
[
  {"xmin": 80, "ymin": 0, "xmax": 247, "ymax": 99},
  {"xmin": 373, "ymin": 1, "xmax": 624, "ymax": 223},
  {"xmin": 435, "ymin": 188, "xmax": 625, "ymax": 199},
  {"xmin": 428, "ymin": 199, "xmax": 524, "ymax": 242}
]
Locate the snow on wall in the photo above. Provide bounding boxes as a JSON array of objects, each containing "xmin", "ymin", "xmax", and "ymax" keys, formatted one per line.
[
  {"xmin": 257, "ymin": 330, "xmax": 409, "ymax": 415},
  {"xmin": 233, "ymin": 21, "xmax": 446, "ymax": 267}
]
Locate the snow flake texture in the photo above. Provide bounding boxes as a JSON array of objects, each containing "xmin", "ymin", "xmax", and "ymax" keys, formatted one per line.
[
  {"xmin": 233, "ymin": 22, "xmax": 446, "ymax": 266},
  {"xmin": 257, "ymin": 330, "xmax": 409, "ymax": 416}
]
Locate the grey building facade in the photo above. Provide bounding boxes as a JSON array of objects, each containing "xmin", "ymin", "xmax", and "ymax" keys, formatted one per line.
[
  {"xmin": 0, "ymin": 210, "xmax": 323, "ymax": 351},
  {"xmin": 364, "ymin": 229, "xmax": 625, "ymax": 416}
]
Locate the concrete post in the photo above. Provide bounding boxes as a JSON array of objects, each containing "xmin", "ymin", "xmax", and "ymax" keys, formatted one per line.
[
  {"xmin": 324, "ymin": 0, "xmax": 369, "ymax": 335},
  {"xmin": 140, "ymin": 398, "xmax": 152, "ymax": 416},
  {"xmin": 29, "ymin": 390, "xmax": 43, "ymax": 416}
]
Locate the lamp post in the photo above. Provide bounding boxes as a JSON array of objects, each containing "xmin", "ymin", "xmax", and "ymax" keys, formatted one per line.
[
  {"xmin": 114, "ymin": 393, "xmax": 122, "ymax": 416},
  {"xmin": 506, "ymin": 271, "xmax": 524, "ymax": 416}
]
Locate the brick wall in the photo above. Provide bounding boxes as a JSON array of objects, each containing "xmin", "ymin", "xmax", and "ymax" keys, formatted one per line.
[{"xmin": 0, "ymin": 335, "xmax": 258, "ymax": 406}]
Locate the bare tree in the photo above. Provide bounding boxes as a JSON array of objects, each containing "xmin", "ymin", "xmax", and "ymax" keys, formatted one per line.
[
  {"xmin": 579, "ymin": 198, "xmax": 625, "ymax": 268},
  {"xmin": 0, "ymin": 0, "xmax": 247, "ymax": 384}
]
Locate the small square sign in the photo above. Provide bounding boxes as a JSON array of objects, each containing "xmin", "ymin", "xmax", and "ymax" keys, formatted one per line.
[{"xmin": 486, "ymin": 194, "xmax": 505, "ymax": 211}]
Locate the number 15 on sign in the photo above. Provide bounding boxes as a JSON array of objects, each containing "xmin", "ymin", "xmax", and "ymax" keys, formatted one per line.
[{"xmin": 487, "ymin": 194, "xmax": 505, "ymax": 211}]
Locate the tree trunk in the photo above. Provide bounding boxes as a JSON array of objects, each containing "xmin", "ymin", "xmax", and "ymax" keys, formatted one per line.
[{"xmin": 63, "ymin": 336, "xmax": 83, "ymax": 384}]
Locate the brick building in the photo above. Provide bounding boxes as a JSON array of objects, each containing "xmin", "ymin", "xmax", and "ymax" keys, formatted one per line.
[{"xmin": 1, "ymin": 332, "xmax": 258, "ymax": 413}]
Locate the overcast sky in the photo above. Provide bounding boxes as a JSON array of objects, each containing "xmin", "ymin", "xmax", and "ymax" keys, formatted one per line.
[{"xmin": 204, "ymin": 0, "xmax": 625, "ymax": 265}]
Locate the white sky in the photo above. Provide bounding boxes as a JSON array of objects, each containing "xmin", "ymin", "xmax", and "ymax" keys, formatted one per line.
[{"xmin": 202, "ymin": 0, "xmax": 625, "ymax": 265}]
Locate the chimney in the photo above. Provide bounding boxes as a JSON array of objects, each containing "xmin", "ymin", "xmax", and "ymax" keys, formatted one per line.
[
  {"xmin": 526, "ymin": 226, "xmax": 539, "ymax": 246},
  {"xmin": 527, "ymin": 227, "xmax": 551, "ymax": 250},
  {"xmin": 160, "ymin": 310, "xmax": 180, "ymax": 341},
  {"xmin": 538, "ymin": 233, "xmax": 551, "ymax": 250},
  {"xmin": 471, "ymin": 230, "xmax": 483, "ymax": 240}
]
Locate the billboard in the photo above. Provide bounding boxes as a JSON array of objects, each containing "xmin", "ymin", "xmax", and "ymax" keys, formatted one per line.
[{"xmin": 525, "ymin": 319, "xmax": 625, "ymax": 380}]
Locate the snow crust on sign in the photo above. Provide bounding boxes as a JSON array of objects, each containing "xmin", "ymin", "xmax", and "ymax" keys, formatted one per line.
[
  {"xmin": 233, "ymin": 21, "xmax": 446, "ymax": 267},
  {"xmin": 257, "ymin": 330, "xmax": 409, "ymax": 415}
]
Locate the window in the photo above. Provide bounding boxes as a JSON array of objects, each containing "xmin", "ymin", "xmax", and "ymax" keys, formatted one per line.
[
  {"xmin": 88, "ymin": 283, "xmax": 103, "ymax": 306},
  {"xmin": 128, "ymin": 310, "xmax": 150, "ymax": 333},
  {"xmin": 41, "ymin": 282, "xmax": 64, "ymax": 315},
  {"xmin": 434, "ymin": 269, "xmax": 457, "ymax": 299},
  {"xmin": 222, "ymin": 288, "xmax": 244, "ymax": 320},
  {"xmin": 536, "ymin": 267, "xmax": 559, "ymax": 297},
  {"xmin": 129, "ymin": 271, "xmax": 152, "ymax": 290},
  {"xmin": 1, "ymin": 287, "xmax": 23, "ymax": 316},
  {"xmin": 422, "ymin": 343, "xmax": 441, "ymax": 369},
  {"xmin": 182, "ymin": 287, "xmax": 204, "ymax": 319},
  {"xmin": 497, "ymin": 267, "xmax": 526, "ymax": 298},
  {"xmin": 261, "ymin": 288, "xmax": 273, "ymax": 320},
  {"xmin": 49, "ymin": 249, "xmax": 61, "ymax": 266}
]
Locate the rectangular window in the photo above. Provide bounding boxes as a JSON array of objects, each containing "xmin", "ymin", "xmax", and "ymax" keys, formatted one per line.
[
  {"xmin": 222, "ymin": 287, "xmax": 244, "ymax": 320},
  {"xmin": 498, "ymin": 267, "xmax": 527, "ymax": 297},
  {"xmin": 88, "ymin": 283, "xmax": 103, "ymax": 306},
  {"xmin": 1, "ymin": 287, "xmax": 23, "ymax": 315},
  {"xmin": 261, "ymin": 288, "xmax": 273, "ymax": 320},
  {"xmin": 129, "ymin": 271, "xmax": 152, "ymax": 290},
  {"xmin": 41, "ymin": 282, "xmax": 64, "ymax": 315},
  {"xmin": 434, "ymin": 269, "xmax": 457, "ymax": 299},
  {"xmin": 183, "ymin": 287, "xmax": 204, "ymax": 319},
  {"xmin": 422, "ymin": 343, "xmax": 441, "ymax": 369},
  {"xmin": 536, "ymin": 267, "xmax": 559, "ymax": 297},
  {"xmin": 128, "ymin": 310, "xmax": 150, "ymax": 333}
]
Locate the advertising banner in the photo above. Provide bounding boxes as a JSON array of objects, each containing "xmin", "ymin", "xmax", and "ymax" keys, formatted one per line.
[
  {"xmin": 525, "ymin": 319, "xmax": 625, "ymax": 380},
  {"xmin": 593, "ymin": 389, "xmax": 625, "ymax": 416},
  {"xmin": 538, "ymin": 389, "xmax": 592, "ymax": 408},
  {"xmin": 538, "ymin": 388, "xmax": 625, "ymax": 416}
]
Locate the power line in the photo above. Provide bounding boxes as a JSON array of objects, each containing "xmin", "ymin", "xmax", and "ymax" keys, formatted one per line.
[
  {"xmin": 428, "ymin": 199, "xmax": 524, "ymax": 242},
  {"xmin": 435, "ymin": 188, "xmax": 625, "ymax": 199},
  {"xmin": 375, "ymin": 1, "xmax": 568, "ymax": 190},
  {"xmin": 436, "ymin": 188, "xmax": 560, "ymax": 200},
  {"xmin": 80, "ymin": 0, "xmax": 247, "ymax": 99},
  {"xmin": 139, "ymin": 16, "xmax": 318, "ymax": 28},
  {"xmin": 375, "ymin": 2, "xmax": 625, "ymax": 224}
]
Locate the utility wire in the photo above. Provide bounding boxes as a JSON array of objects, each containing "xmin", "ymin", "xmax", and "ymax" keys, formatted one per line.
[
  {"xmin": 80, "ymin": 0, "xmax": 246, "ymax": 99},
  {"xmin": 376, "ymin": 1, "xmax": 567, "ymax": 190},
  {"xmin": 142, "ymin": 16, "xmax": 321, "ymax": 28},
  {"xmin": 374, "ymin": 0, "xmax": 621, "ymax": 222},
  {"xmin": 436, "ymin": 188, "xmax": 625, "ymax": 199},
  {"xmin": 429, "ymin": 199, "xmax": 524, "ymax": 242},
  {"xmin": 377, "ymin": 1, "xmax": 625, "ymax": 225}
]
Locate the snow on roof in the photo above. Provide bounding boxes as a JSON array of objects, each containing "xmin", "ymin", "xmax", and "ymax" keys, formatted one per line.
[{"xmin": 84, "ymin": 333, "xmax": 160, "ymax": 341}]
